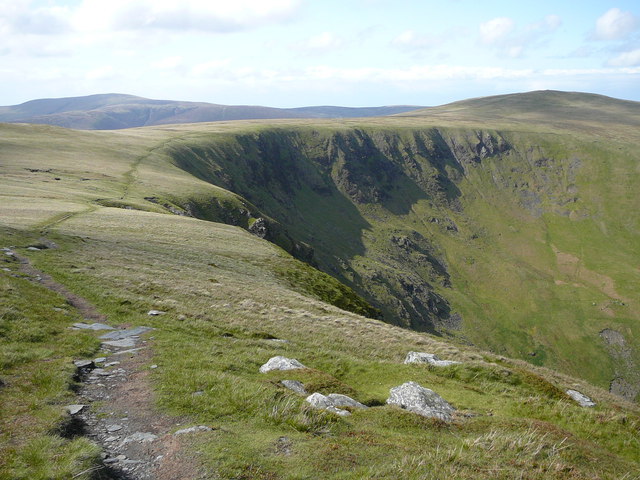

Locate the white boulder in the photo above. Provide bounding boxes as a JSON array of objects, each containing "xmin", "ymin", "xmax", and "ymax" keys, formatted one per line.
[
  {"xmin": 259, "ymin": 356, "xmax": 306, "ymax": 373},
  {"xmin": 387, "ymin": 381, "xmax": 455, "ymax": 421}
]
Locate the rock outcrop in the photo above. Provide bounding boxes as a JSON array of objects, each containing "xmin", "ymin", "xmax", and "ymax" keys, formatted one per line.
[
  {"xmin": 566, "ymin": 389, "xmax": 596, "ymax": 407},
  {"xmin": 404, "ymin": 351, "xmax": 461, "ymax": 367}
]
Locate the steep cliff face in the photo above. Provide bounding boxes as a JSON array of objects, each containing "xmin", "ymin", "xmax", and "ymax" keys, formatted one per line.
[{"xmin": 166, "ymin": 125, "xmax": 640, "ymax": 399}]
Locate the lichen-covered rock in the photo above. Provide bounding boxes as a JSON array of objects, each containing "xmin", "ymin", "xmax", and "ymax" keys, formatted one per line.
[
  {"xmin": 281, "ymin": 380, "xmax": 307, "ymax": 395},
  {"xmin": 305, "ymin": 392, "xmax": 368, "ymax": 416},
  {"xmin": 326, "ymin": 393, "xmax": 368, "ymax": 410},
  {"xmin": 259, "ymin": 356, "xmax": 306, "ymax": 373},
  {"xmin": 404, "ymin": 351, "xmax": 460, "ymax": 367},
  {"xmin": 387, "ymin": 381, "xmax": 454, "ymax": 421},
  {"xmin": 566, "ymin": 389, "xmax": 596, "ymax": 407},
  {"xmin": 305, "ymin": 393, "xmax": 350, "ymax": 416}
]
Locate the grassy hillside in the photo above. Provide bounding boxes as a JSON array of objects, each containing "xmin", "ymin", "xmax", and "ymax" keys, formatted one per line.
[{"xmin": 1, "ymin": 90, "xmax": 640, "ymax": 478}]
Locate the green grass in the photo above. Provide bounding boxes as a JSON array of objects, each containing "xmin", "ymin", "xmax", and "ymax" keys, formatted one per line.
[{"xmin": 13, "ymin": 207, "xmax": 636, "ymax": 478}]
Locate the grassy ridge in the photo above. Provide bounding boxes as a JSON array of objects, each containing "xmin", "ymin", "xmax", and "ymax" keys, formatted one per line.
[{"xmin": 1, "ymin": 90, "xmax": 640, "ymax": 477}]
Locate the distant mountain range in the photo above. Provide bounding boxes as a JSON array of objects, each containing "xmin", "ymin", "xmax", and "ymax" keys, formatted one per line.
[{"xmin": 0, "ymin": 93, "xmax": 424, "ymax": 130}]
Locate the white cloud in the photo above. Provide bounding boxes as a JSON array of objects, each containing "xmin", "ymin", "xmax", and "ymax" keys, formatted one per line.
[
  {"xmin": 0, "ymin": 1, "xmax": 70, "ymax": 35},
  {"xmin": 479, "ymin": 14, "xmax": 562, "ymax": 59},
  {"xmin": 304, "ymin": 32, "xmax": 343, "ymax": 51},
  {"xmin": 480, "ymin": 17, "xmax": 514, "ymax": 45},
  {"xmin": 151, "ymin": 56, "xmax": 183, "ymax": 70},
  {"xmin": 543, "ymin": 14, "xmax": 562, "ymax": 32},
  {"xmin": 72, "ymin": 0, "xmax": 302, "ymax": 33},
  {"xmin": 85, "ymin": 65, "xmax": 115, "ymax": 80},
  {"xmin": 391, "ymin": 30, "xmax": 441, "ymax": 50},
  {"xmin": 608, "ymin": 48, "xmax": 640, "ymax": 67},
  {"xmin": 191, "ymin": 59, "xmax": 232, "ymax": 78},
  {"xmin": 594, "ymin": 8, "xmax": 638, "ymax": 40}
]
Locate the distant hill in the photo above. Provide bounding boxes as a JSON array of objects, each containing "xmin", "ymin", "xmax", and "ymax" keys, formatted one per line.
[{"xmin": 0, "ymin": 93, "xmax": 423, "ymax": 130}]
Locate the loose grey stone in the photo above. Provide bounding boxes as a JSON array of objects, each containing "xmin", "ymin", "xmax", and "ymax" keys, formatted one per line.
[
  {"xmin": 74, "ymin": 359, "xmax": 95, "ymax": 369},
  {"xmin": 73, "ymin": 322, "xmax": 115, "ymax": 331},
  {"xmin": 105, "ymin": 436, "xmax": 118, "ymax": 442},
  {"xmin": 192, "ymin": 391, "xmax": 204, "ymax": 396},
  {"xmin": 387, "ymin": 381, "xmax": 455, "ymax": 421},
  {"xmin": 174, "ymin": 425, "xmax": 213, "ymax": 435},
  {"xmin": 147, "ymin": 310, "xmax": 165, "ymax": 316},
  {"xmin": 404, "ymin": 351, "xmax": 461, "ymax": 367},
  {"xmin": 94, "ymin": 357, "xmax": 107, "ymax": 363},
  {"xmin": 104, "ymin": 458, "xmax": 119, "ymax": 464},
  {"xmin": 26, "ymin": 246, "xmax": 41, "ymax": 251},
  {"xmin": 566, "ymin": 389, "xmax": 596, "ymax": 407},
  {"xmin": 2, "ymin": 268, "xmax": 11, "ymax": 272},
  {"xmin": 102, "ymin": 338, "xmax": 136, "ymax": 348},
  {"xmin": 111, "ymin": 347, "xmax": 144, "ymax": 356},
  {"xmin": 121, "ymin": 432, "xmax": 158, "ymax": 444},
  {"xmin": 65, "ymin": 404, "xmax": 85, "ymax": 415},
  {"xmin": 100, "ymin": 327, "xmax": 152, "ymax": 340},
  {"xmin": 104, "ymin": 361, "xmax": 120, "ymax": 367},
  {"xmin": 281, "ymin": 380, "xmax": 307, "ymax": 395},
  {"xmin": 107, "ymin": 424, "xmax": 123, "ymax": 432},
  {"xmin": 259, "ymin": 356, "xmax": 306, "ymax": 373},
  {"xmin": 150, "ymin": 364, "xmax": 158, "ymax": 369}
]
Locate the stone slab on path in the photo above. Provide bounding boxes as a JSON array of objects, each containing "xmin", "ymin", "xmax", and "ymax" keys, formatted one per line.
[
  {"xmin": 100, "ymin": 327, "xmax": 153, "ymax": 341},
  {"xmin": 73, "ymin": 322, "xmax": 115, "ymax": 331}
]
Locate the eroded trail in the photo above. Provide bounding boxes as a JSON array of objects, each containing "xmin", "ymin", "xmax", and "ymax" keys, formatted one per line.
[
  {"xmin": 15, "ymin": 249, "xmax": 107, "ymax": 323},
  {"xmin": 15, "ymin": 250, "xmax": 206, "ymax": 480}
]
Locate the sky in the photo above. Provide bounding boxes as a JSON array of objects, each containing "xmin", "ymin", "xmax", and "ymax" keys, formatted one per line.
[{"xmin": 1, "ymin": 0, "xmax": 640, "ymax": 107}]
